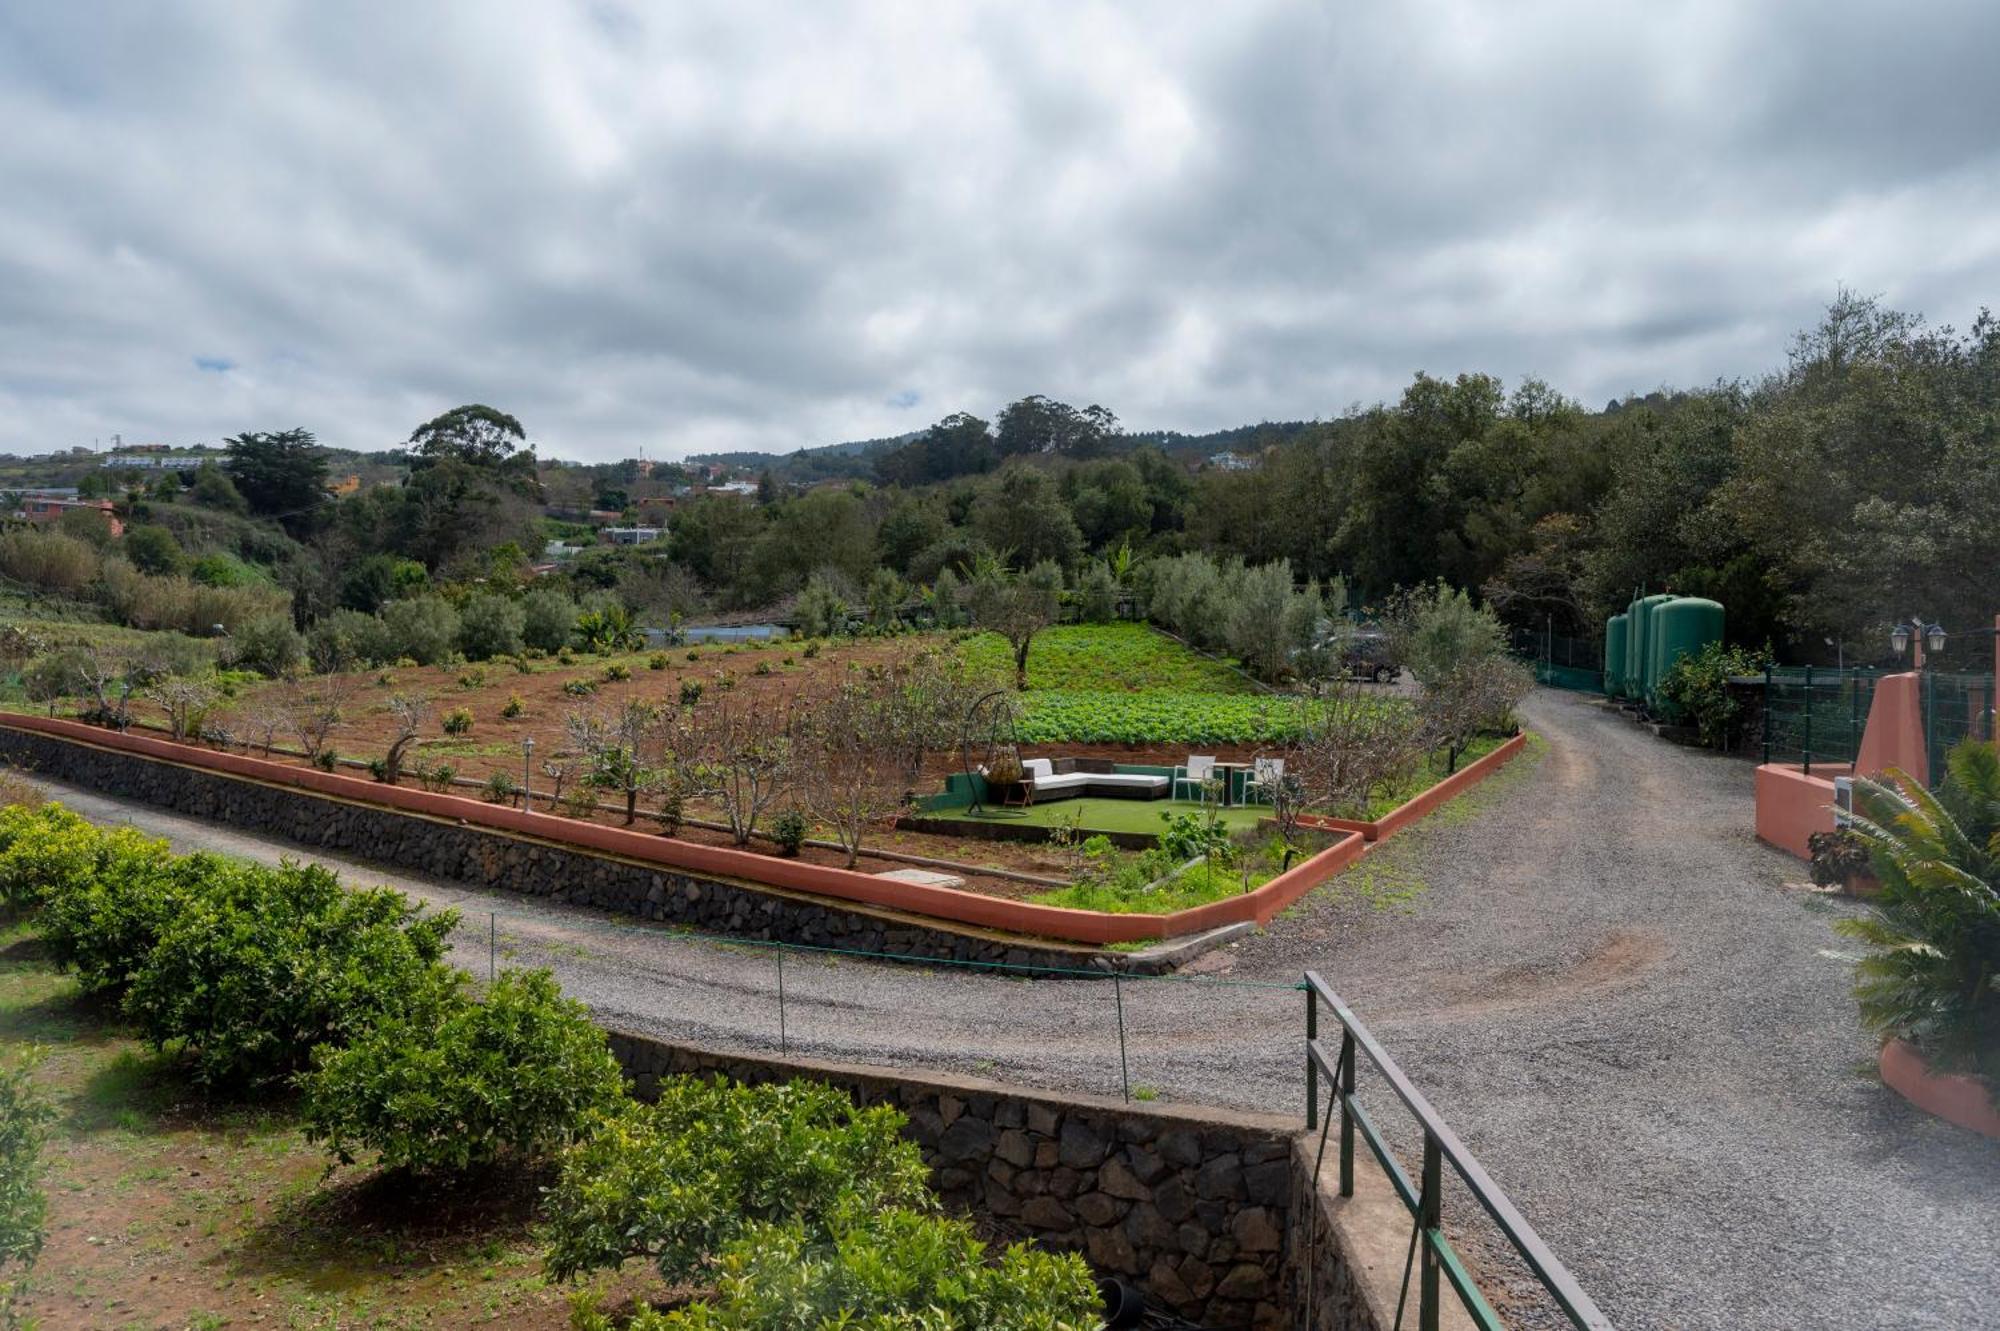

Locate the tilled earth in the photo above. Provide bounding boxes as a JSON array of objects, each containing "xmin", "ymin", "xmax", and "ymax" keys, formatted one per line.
[{"xmin": 22, "ymin": 688, "xmax": 2000, "ymax": 1330}]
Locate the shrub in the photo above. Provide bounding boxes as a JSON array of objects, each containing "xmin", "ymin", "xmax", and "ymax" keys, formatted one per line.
[
  {"xmin": 501, "ymin": 695, "xmax": 525, "ymax": 719},
  {"xmin": 42, "ymin": 845, "xmax": 227, "ymax": 996},
  {"xmin": 307, "ymin": 609, "xmax": 382, "ymax": 673},
  {"xmin": 379, "ymin": 595, "xmax": 461, "ymax": 666},
  {"xmin": 0, "ymin": 1053, "xmax": 54, "ymax": 1300},
  {"xmin": 1385, "ymin": 581, "xmax": 1508, "ymax": 685},
  {"xmin": 457, "ymin": 593, "xmax": 526, "ymax": 662},
  {"xmin": 419, "ymin": 762, "xmax": 457, "ymax": 792},
  {"xmin": 301, "ymin": 968, "xmax": 625, "ymax": 1175},
  {"xmin": 521, "ymin": 589, "xmax": 578, "ymax": 653},
  {"xmin": 227, "ymin": 612, "xmax": 305, "ymax": 678},
  {"xmin": 442, "ymin": 707, "xmax": 474, "ymax": 735},
  {"xmin": 1808, "ymin": 828, "xmax": 1871, "ymax": 889},
  {"xmin": 602, "ymin": 662, "xmax": 632, "ymax": 682},
  {"xmin": 0, "ymin": 528, "xmax": 100, "ymax": 595},
  {"xmin": 648, "ymin": 653, "xmax": 669, "ymax": 670},
  {"xmin": 564, "ymin": 679, "xmax": 598, "ymax": 698},
  {"xmin": 122, "ymin": 862, "xmax": 458, "ymax": 1089},
  {"xmin": 122, "ymin": 524, "xmax": 184, "ymax": 576},
  {"xmin": 686, "ymin": 650, "xmax": 701, "ymax": 662},
  {"xmin": 457, "ymin": 667, "xmax": 488, "ymax": 690},
  {"xmin": 771, "ymin": 809, "xmax": 808, "ymax": 857},
  {"xmin": 1840, "ymin": 742, "xmax": 2000, "ymax": 1080},
  {"xmin": 312, "ymin": 748, "xmax": 339, "ymax": 771},
  {"xmin": 802, "ymin": 642, "xmax": 821, "ymax": 660},
  {"xmin": 542, "ymin": 1077, "xmax": 932, "ymax": 1285},
  {"xmin": 482, "ymin": 771, "xmax": 519, "ymax": 803},
  {"xmin": 560, "ymin": 785, "xmax": 599, "ymax": 819},
  {"xmin": 1656, "ymin": 640, "xmax": 1769, "ymax": 748},
  {"xmin": 1078, "ymin": 560, "xmax": 1119, "ymax": 624},
  {"xmin": 0, "ymin": 803, "xmax": 109, "ymax": 914},
  {"xmin": 678, "ymin": 680, "xmax": 704, "ymax": 706},
  {"xmin": 793, "ymin": 573, "xmax": 849, "ymax": 640},
  {"xmin": 585, "ymin": 1209, "xmax": 1097, "ymax": 1330},
  {"xmin": 574, "ymin": 604, "xmax": 642, "ymax": 654}
]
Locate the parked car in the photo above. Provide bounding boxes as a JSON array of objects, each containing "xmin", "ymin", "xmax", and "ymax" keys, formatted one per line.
[{"xmin": 1342, "ymin": 630, "xmax": 1400, "ymax": 683}]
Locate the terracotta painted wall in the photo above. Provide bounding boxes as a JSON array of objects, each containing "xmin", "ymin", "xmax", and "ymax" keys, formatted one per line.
[{"xmin": 1753, "ymin": 765, "xmax": 1839, "ymax": 859}]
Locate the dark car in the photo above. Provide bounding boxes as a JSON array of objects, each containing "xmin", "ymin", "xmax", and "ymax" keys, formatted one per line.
[{"xmin": 1342, "ymin": 629, "xmax": 1400, "ymax": 683}]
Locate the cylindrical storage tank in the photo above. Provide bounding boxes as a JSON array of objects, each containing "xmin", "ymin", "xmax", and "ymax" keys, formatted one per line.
[
  {"xmin": 1604, "ymin": 614, "xmax": 1629, "ymax": 698},
  {"xmin": 1622, "ymin": 602, "xmax": 1642, "ymax": 697},
  {"xmin": 1649, "ymin": 597, "xmax": 1724, "ymax": 707},
  {"xmin": 1630, "ymin": 594, "xmax": 1676, "ymax": 701}
]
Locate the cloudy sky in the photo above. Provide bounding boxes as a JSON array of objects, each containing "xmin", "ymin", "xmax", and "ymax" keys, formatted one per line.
[{"xmin": 3, "ymin": 1, "xmax": 1997, "ymax": 462}]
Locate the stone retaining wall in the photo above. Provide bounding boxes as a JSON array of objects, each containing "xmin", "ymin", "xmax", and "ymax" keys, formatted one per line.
[
  {"xmin": 0, "ymin": 727, "xmax": 1117, "ymax": 971},
  {"xmin": 607, "ymin": 1032, "xmax": 1305, "ymax": 1331}
]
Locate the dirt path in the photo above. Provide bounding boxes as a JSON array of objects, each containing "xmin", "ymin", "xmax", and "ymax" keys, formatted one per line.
[{"xmin": 16, "ymin": 688, "xmax": 2000, "ymax": 1329}]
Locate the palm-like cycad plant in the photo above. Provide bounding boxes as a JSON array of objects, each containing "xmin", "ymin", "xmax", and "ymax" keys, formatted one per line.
[{"xmin": 1840, "ymin": 741, "xmax": 2000, "ymax": 1082}]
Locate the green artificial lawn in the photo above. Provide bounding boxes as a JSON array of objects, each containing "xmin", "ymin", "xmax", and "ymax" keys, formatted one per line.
[{"xmin": 915, "ymin": 796, "xmax": 1270, "ymax": 837}]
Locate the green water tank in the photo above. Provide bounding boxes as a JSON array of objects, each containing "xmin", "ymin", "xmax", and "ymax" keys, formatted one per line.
[
  {"xmin": 1649, "ymin": 597, "xmax": 1724, "ymax": 706},
  {"xmin": 1604, "ymin": 614, "xmax": 1629, "ymax": 698},
  {"xmin": 1629, "ymin": 594, "xmax": 1675, "ymax": 699}
]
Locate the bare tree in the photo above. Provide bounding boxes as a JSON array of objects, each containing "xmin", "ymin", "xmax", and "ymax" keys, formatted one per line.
[
  {"xmin": 244, "ymin": 706, "xmax": 286, "ymax": 758},
  {"xmin": 795, "ymin": 674, "xmax": 912, "ymax": 868},
  {"xmin": 276, "ymin": 674, "xmax": 354, "ymax": 761},
  {"xmin": 378, "ymin": 694, "xmax": 433, "ymax": 784},
  {"xmin": 967, "ymin": 558, "xmax": 1063, "ymax": 690},
  {"xmin": 566, "ymin": 700, "xmax": 662, "ymax": 824},
  {"xmin": 1287, "ymin": 684, "xmax": 1427, "ymax": 818},
  {"xmin": 146, "ymin": 676, "xmax": 221, "ymax": 742},
  {"xmin": 704, "ymin": 696, "xmax": 794, "ymax": 846},
  {"xmin": 1418, "ymin": 655, "xmax": 1532, "ymax": 773},
  {"xmin": 874, "ymin": 647, "xmax": 985, "ymax": 790},
  {"xmin": 74, "ymin": 648, "xmax": 156, "ymax": 730}
]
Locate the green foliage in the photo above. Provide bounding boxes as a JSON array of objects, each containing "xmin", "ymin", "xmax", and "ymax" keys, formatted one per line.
[
  {"xmin": 457, "ymin": 592, "xmax": 526, "ymax": 661},
  {"xmin": 0, "ymin": 802, "xmax": 119, "ymax": 914},
  {"xmin": 483, "ymin": 770, "xmax": 519, "ymax": 803},
  {"xmin": 564, "ymin": 679, "xmax": 598, "ymax": 698},
  {"xmin": 41, "ymin": 843, "xmax": 222, "ymax": 996},
  {"xmin": 574, "ymin": 604, "xmax": 642, "ymax": 654},
  {"xmin": 1840, "ymin": 743, "xmax": 2000, "ymax": 1080},
  {"xmin": 542, "ymin": 1077, "xmax": 932, "ymax": 1285},
  {"xmin": 957, "ymin": 623, "xmax": 1247, "ymax": 694},
  {"xmin": 1077, "ymin": 560, "xmax": 1119, "ymax": 623},
  {"xmin": 122, "ymin": 861, "xmax": 458, "ymax": 1089},
  {"xmin": 1386, "ymin": 581, "xmax": 1507, "ymax": 685},
  {"xmin": 793, "ymin": 571, "xmax": 850, "ymax": 639},
  {"xmin": 122, "ymin": 524, "xmax": 185, "ymax": 576},
  {"xmin": 648, "ymin": 652, "xmax": 669, "ymax": 670},
  {"xmin": 679, "ymin": 680, "xmax": 704, "ymax": 706},
  {"xmin": 1031, "ymin": 836, "xmax": 1282, "ymax": 914},
  {"xmin": 0, "ymin": 1052, "xmax": 54, "ymax": 1297},
  {"xmin": 306, "ymin": 607, "xmax": 381, "ymax": 672},
  {"xmin": 226, "ymin": 612, "xmax": 305, "ymax": 678},
  {"xmin": 501, "ymin": 694, "xmax": 525, "ymax": 718},
  {"xmin": 380, "ymin": 595, "xmax": 461, "ymax": 666},
  {"xmin": 591, "ymin": 1208, "xmax": 1097, "ymax": 1330},
  {"xmin": 441, "ymin": 707, "xmax": 474, "ymax": 735},
  {"xmin": 223, "ymin": 427, "xmax": 330, "ymax": 530},
  {"xmin": 1011, "ymin": 690, "xmax": 1319, "ymax": 745},
  {"xmin": 1656, "ymin": 640, "xmax": 1769, "ymax": 747},
  {"xmin": 601, "ymin": 662, "xmax": 632, "ymax": 682},
  {"xmin": 419, "ymin": 762, "xmax": 458, "ymax": 792},
  {"xmin": 771, "ymin": 809, "xmax": 809, "ymax": 857},
  {"xmin": 301, "ymin": 968, "xmax": 625, "ymax": 1175}
]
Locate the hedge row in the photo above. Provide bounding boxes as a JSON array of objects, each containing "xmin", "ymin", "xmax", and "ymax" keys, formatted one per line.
[{"xmin": 0, "ymin": 801, "xmax": 1098, "ymax": 1328}]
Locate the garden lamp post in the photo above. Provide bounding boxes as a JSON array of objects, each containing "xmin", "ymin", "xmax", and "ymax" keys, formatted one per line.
[
  {"xmin": 521, "ymin": 736, "xmax": 535, "ymax": 811},
  {"xmin": 1888, "ymin": 619, "xmax": 1946, "ymax": 670}
]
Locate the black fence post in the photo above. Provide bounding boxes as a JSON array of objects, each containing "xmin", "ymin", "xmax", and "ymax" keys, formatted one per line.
[
  {"xmin": 1762, "ymin": 665, "xmax": 1773, "ymax": 765},
  {"xmin": 1304, "ymin": 981, "xmax": 1318, "ymax": 1129},
  {"xmin": 1338, "ymin": 1029, "xmax": 1357, "ymax": 1199},
  {"xmin": 1419, "ymin": 1129, "xmax": 1443, "ymax": 1331},
  {"xmin": 1802, "ymin": 665, "xmax": 1813, "ymax": 776}
]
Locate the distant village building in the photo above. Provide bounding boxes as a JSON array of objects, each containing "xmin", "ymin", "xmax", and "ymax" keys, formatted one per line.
[
  {"xmin": 600, "ymin": 526, "xmax": 667, "ymax": 546},
  {"xmin": 13, "ymin": 496, "xmax": 123, "ymax": 537},
  {"xmin": 1205, "ymin": 450, "xmax": 1255, "ymax": 472},
  {"xmin": 103, "ymin": 446, "xmax": 211, "ymax": 471}
]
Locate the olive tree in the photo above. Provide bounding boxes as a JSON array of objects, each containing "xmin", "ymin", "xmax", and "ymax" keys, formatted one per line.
[{"xmin": 966, "ymin": 557, "xmax": 1062, "ymax": 690}]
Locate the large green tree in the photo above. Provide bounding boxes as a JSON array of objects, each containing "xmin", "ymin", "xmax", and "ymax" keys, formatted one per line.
[{"xmin": 224, "ymin": 428, "xmax": 329, "ymax": 531}]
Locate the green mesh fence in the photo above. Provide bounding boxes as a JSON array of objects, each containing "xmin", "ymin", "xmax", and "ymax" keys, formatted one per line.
[
  {"xmin": 1510, "ymin": 628, "xmax": 1603, "ymax": 693},
  {"xmin": 1762, "ymin": 667, "xmax": 1996, "ymax": 784}
]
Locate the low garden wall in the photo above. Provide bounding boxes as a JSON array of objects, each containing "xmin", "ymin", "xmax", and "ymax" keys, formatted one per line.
[
  {"xmin": 0, "ymin": 714, "xmax": 1374, "ymax": 945},
  {"xmin": 606, "ymin": 1029, "xmax": 1414, "ymax": 1331}
]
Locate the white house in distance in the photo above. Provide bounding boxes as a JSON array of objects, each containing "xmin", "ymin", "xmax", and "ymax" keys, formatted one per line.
[{"xmin": 1206, "ymin": 450, "xmax": 1255, "ymax": 472}]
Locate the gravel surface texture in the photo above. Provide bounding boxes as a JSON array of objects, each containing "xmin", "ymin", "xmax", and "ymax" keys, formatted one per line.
[{"xmin": 19, "ymin": 687, "xmax": 1999, "ymax": 1330}]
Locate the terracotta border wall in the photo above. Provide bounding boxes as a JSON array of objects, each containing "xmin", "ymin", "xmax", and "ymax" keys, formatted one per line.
[
  {"xmin": 1292, "ymin": 732, "xmax": 1527, "ymax": 844},
  {"xmin": 0, "ymin": 715, "xmax": 1521, "ymax": 944}
]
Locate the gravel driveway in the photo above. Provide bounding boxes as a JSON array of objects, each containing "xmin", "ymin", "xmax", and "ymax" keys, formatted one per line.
[{"xmin": 18, "ymin": 687, "xmax": 1999, "ymax": 1330}]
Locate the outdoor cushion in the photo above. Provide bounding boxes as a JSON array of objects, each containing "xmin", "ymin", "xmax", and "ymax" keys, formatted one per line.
[
  {"xmin": 1033, "ymin": 772, "xmax": 1092, "ymax": 791},
  {"xmin": 1022, "ymin": 758, "xmax": 1056, "ymax": 781},
  {"xmin": 1085, "ymin": 773, "xmax": 1169, "ymax": 789}
]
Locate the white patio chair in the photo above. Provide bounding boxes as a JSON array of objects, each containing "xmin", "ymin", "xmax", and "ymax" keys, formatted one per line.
[
  {"xmin": 1172, "ymin": 755, "xmax": 1216, "ymax": 802},
  {"xmin": 1245, "ymin": 756, "xmax": 1285, "ymax": 804}
]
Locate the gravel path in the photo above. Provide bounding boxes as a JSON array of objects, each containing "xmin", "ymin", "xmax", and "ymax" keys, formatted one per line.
[{"xmin": 18, "ymin": 688, "xmax": 1999, "ymax": 1330}]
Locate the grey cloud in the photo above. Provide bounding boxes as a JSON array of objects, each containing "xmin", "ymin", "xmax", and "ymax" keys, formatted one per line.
[{"xmin": 0, "ymin": 0, "xmax": 1995, "ymax": 460}]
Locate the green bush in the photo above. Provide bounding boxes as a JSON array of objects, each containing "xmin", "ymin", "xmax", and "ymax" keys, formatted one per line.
[
  {"xmin": 602, "ymin": 662, "xmax": 632, "ymax": 682},
  {"xmin": 301, "ymin": 968, "xmax": 624, "ymax": 1175},
  {"xmin": 1841, "ymin": 742, "xmax": 2000, "ymax": 1080},
  {"xmin": 501, "ymin": 695, "xmax": 525, "ymax": 719},
  {"xmin": 648, "ymin": 652, "xmax": 669, "ymax": 670},
  {"xmin": 678, "ymin": 680, "xmax": 704, "ymax": 706},
  {"xmin": 482, "ymin": 771, "xmax": 519, "ymax": 803},
  {"xmin": 586, "ymin": 1208, "xmax": 1098, "ymax": 1330},
  {"xmin": 521, "ymin": 589, "xmax": 578, "ymax": 653},
  {"xmin": 380, "ymin": 595, "xmax": 461, "ymax": 666},
  {"xmin": 1656, "ymin": 640, "xmax": 1768, "ymax": 747},
  {"xmin": 442, "ymin": 707, "xmax": 474, "ymax": 735},
  {"xmin": 0, "ymin": 803, "xmax": 110, "ymax": 914},
  {"xmin": 122, "ymin": 862, "xmax": 459, "ymax": 1089},
  {"xmin": 227, "ymin": 612, "xmax": 305, "ymax": 678},
  {"xmin": 41, "ymin": 843, "xmax": 223, "ymax": 996},
  {"xmin": 457, "ymin": 593, "xmax": 526, "ymax": 662},
  {"xmin": 122, "ymin": 524, "xmax": 185, "ymax": 576},
  {"xmin": 771, "ymin": 809, "xmax": 808, "ymax": 857},
  {"xmin": 0, "ymin": 1053, "xmax": 54, "ymax": 1304},
  {"xmin": 307, "ymin": 608, "xmax": 382, "ymax": 673},
  {"xmin": 542, "ymin": 1077, "xmax": 931, "ymax": 1285}
]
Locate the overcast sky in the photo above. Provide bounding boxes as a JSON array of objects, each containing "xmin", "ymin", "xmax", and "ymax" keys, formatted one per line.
[{"xmin": 3, "ymin": 1, "xmax": 1997, "ymax": 462}]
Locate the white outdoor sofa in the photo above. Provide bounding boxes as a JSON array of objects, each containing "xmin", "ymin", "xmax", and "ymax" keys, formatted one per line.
[{"xmin": 1016, "ymin": 758, "xmax": 1171, "ymax": 802}]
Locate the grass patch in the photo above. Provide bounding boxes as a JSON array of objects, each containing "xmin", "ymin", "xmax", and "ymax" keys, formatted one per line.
[{"xmin": 916, "ymin": 796, "xmax": 1268, "ymax": 839}]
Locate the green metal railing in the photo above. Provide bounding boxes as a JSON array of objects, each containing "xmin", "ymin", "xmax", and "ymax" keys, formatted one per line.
[{"xmin": 1303, "ymin": 971, "xmax": 1611, "ymax": 1331}]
